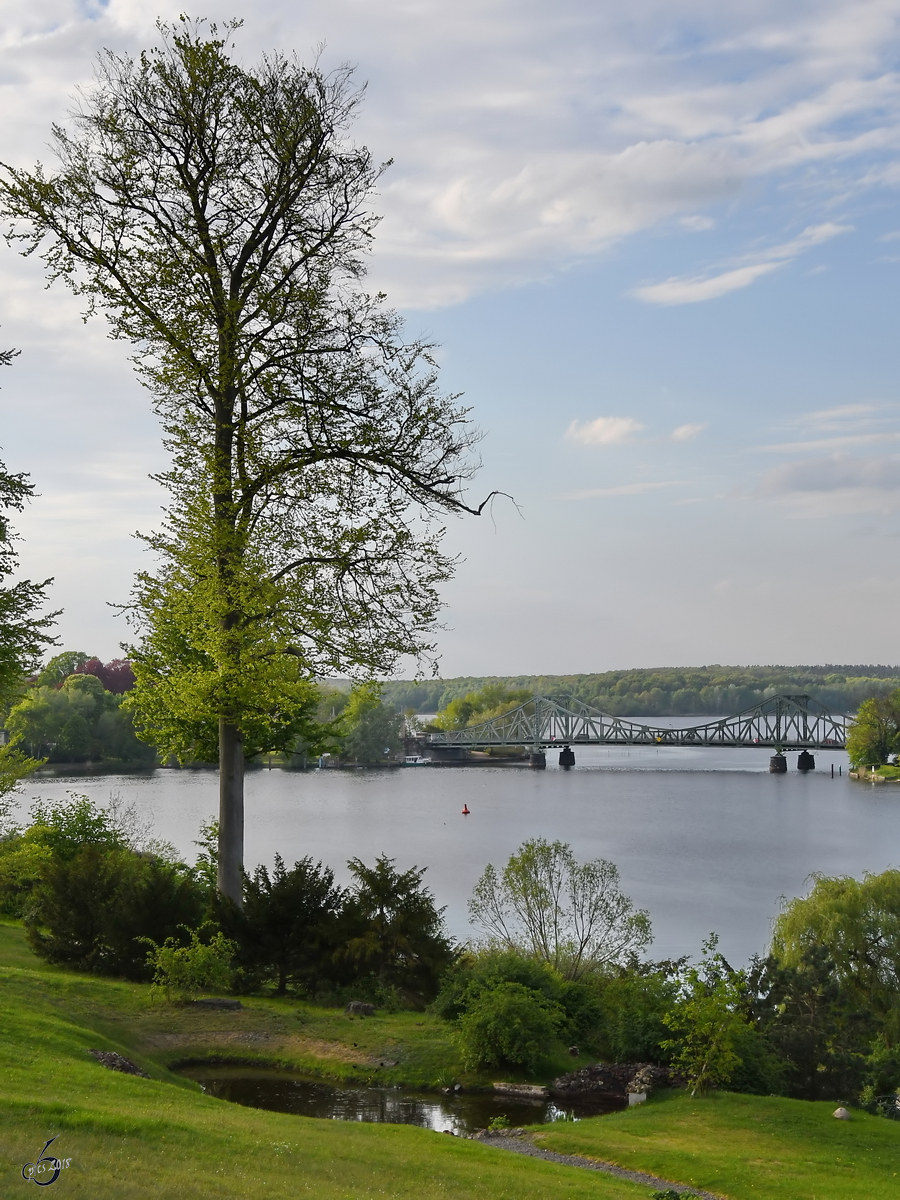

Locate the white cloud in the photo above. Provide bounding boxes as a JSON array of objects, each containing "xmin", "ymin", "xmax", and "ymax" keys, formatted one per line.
[
  {"xmin": 633, "ymin": 222, "xmax": 852, "ymax": 306},
  {"xmin": 671, "ymin": 423, "xmax": 707, "ymax": 441},
  {"xmin": 760, "ymin": 433, "xmax": 900, "ymax": 453},
  {"xmin": 757, "ymin": 453, "xmax": 900, "ymax": 516},
  {"xmin": 680, "ymin": 215, "xmax": 716, "ymax": 231},
  {"xmin": 0, "ymin": 2, "xmax": 897, "ymax": 307},
  {"xmin": 565, "ymin": 416, "xmax": 645, "ymax": 445},
  {"xmin": 564, "ymin": 480, "xmax": 685, "ymax": 499},
  {"xmin": 634, "ymin": 262, "xmax": 783, "ymax": 305}
]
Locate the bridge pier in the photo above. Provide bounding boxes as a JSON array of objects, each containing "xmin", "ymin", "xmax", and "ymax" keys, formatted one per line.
[
  {"xmin": 769, "ymin": 754, "xmax": 787, "ymax": 773},
  {"xmin": 529, "ymin": 750, "xmax": 546, "ymax": 769},
  {"xmin": 797, "ymin": 751, "xmax": 815, "ymax": 771},
  {"xmin": 559, "ymin": 746, "xmax": 576, "ymax": 769}
]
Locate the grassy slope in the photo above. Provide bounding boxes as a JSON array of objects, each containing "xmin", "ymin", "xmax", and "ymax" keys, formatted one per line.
[
  {"xmin": 4, "ymin": 922, "xmax": 900, "ymax": 1198},
  {"xmin": 0, "ymin": 922, "xmax": 644, "ymax": 1199},
  {"xmin": 535, "ymin": 1090, "xmax": 900, "ymax": 1200},
  {"xmin": 0, "ymin": 926, "xmax": 592, "ymax": 1092}
]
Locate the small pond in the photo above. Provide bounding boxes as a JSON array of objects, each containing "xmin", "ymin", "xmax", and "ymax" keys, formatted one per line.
[{"xmin": 177, "ymin": 1065, "xmax": 626, "ymax": 1134}]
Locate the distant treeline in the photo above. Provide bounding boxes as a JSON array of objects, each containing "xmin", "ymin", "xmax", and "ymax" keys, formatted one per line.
[{"xmin": 380, "ymin": 666, "xmax": 900, "ymax": 717}]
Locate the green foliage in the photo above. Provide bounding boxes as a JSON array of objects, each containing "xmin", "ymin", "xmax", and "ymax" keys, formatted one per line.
[
  {"xmin": 145, "ymin": 928, "xmax": 236, "ymax": 1002},
  {"xmin": 339, "ymin": 683, "xmax": 404, "ymax": 763},
  {"xmin": 0, "ymin": 744, "xmax": 42, "ymax": 814},
  {"xmin": 0, "ymin": 832, "xmax": 53, "ymax": 916},
  {"xmin": 749, "ymin": 946, "xmax": 866, "ymax": 1100},
  {"xmin": 432, "ymin": 949, "xmax": 601, "ymax": 1045},
  {"xmin": 846, "ymin": 691, "xmax": 900, "ymax": 767},
  {"xmin": 0, "ymin": 415, "xmax": 58, "ymax": 712},
  {"xmin": 26, "ymin": 843, "xmax": 205, "ymax": 979},
  {"xmin": 0, "ymin": 794, "xmax": 204, "ymax": 979},
  {"xmin": 458, "ymin": 980, "xmax": 565, "ymax": 1071},
  {"xmin": 26, "ymin": 794, "xmax": 125, "ymax": 858},
  {"xmin": 428, "ymin": 683, "xmax": 531, "ymax": 731},
  {"xmin": 662, "ymin": 937, "xmax": 751, "ymax": 1096},
  {"xmin": 339, "ymin": 855, "xmax": 455, "ymax": 1004},
  {"xmin": 383, "ymin": 665, "xmax": 900, "ymax": 719},
  {"xmin": 469, "ymin": 838, "xmax": 651, "ymax": 980},
  {"xmin": 432, "ymin": 950, "xmax": 563, "ymax": 1017},
  {"xmin": 123, "ymin": 546, "xmax": 332, "ymax": 764},
  {"xmin": 228, "ymin": 854, "xmax": 344, "ymax": 995},
  {"xmin": 33, "ymin": 650, "xmax": 90, "ymax": 688},
  {"xmin": 771, "ymin": 869, "xmax": 900, "ymax": 1024},
  {"xmin": 748, "ymin": 869, "xmax": 900, "ymax": 1102},
  {"xmin": 7, "ymin": 674, "xmax": 155, "ymax": 764},
  {"xmin": 593, "ymin": 962, "xmax": 682, "ymax": 1062}
]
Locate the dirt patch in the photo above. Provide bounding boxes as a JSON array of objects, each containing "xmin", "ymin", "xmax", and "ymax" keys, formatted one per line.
[{"xmin": 142, "ymin": 1030, "xmax": 376, "ymax": 1064}]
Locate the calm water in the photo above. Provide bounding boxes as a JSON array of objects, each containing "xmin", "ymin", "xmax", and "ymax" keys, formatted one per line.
[
  {"xmin": 16, "ymin": 737, "xmax": 900, "ymax": 964},
  {"xmin": 176, "ymin": 1066, "xmax": 623, "ymax": 1132}
]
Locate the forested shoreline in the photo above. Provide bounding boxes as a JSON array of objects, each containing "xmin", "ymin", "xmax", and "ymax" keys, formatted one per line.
[{"xmin": 381, "ymin": 665, "xmax": 900, "ymax": 717}]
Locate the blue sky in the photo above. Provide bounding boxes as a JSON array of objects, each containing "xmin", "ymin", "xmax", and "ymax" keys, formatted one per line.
[{"xmin": 1, "ymin": 0, "xmax": 900, "ymax": 675}]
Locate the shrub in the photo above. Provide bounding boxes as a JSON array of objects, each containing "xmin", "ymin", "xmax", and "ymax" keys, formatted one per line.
[
  {"xmin": 225, "ymin": 854, "xmax": 344, "ymax": 995},
  {"xmin": 338, "ymin": 855, "xmax": 455, "ymax": 1005},
  {"xmin": 458, "ymin": 981, "xmax": 564, "ymax": 1071},
  {"xmin": 469, "ymin": 838, "xmax": 651, "ymax": 980},
  {"xmin": 432, "ymin": 950, "xmax": 564, "ymax": 1021},
  {"xmin": 592, "ymin": 964, "xmax": 681, "ymax": 1062},
  {"xmin": 26, "ymin": 843, "xmax": 205, "ymax": 978},
  {"xmin": 662, "ymin": 939, "xmax": 750, "ymax": 1097},
  {"xmin": 145, "ymin": 928, "xmax": 235, "ymax": 1002},
  {"xmin": 10, "ymin": 794, "xmax": 204, "ymax": 979}
]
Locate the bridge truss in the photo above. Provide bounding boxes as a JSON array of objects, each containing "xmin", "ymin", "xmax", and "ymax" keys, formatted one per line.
[{"xmin": 426, "ymin": 694, "xmax": 850, "ymax": 751}]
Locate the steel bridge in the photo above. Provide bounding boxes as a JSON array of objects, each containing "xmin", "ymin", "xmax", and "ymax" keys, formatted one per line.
[{"xmin": 426, "ymin": 694, "xmax": 850, "ymax": 751}]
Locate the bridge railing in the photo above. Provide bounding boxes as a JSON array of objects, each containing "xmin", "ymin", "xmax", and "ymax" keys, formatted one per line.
[{"xmin": 426, "ymin": 693, "xmax": 850, "ymax": 750}]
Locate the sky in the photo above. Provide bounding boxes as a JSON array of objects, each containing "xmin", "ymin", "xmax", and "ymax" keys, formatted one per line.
[{"xmin": 1, "ymin": 0, "xmax": 900, "ymax": 676}]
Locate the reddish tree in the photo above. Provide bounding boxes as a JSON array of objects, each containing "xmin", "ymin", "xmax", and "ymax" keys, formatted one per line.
[{"xmin": 78, "ymin": 657, "xmax": 136, "ymax": 694}]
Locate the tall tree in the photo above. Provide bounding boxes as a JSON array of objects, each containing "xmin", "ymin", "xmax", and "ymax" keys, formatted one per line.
[
  {"xmin": 0, "ymin": 341, "xmax": 58, "ymax": 808},
  {"xmin": 846, "ymin": 691, "xmax": 900, "ymax": 768},
  {"xmin": 1, "ymin": 21, "xmax": 491, "ymax": 904},
  {"xmin": 469, "ymin": 838, "xmax": 652, "ymax": 980}
]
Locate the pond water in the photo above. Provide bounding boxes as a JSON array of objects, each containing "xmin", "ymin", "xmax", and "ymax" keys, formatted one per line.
[
  {"xmin": 175, "ymin": 1065, "xmax": 624, "ymax": 1133},
  {"xmin": 18, "ymin": 734, "xmax": 900, "ymax": 965}
]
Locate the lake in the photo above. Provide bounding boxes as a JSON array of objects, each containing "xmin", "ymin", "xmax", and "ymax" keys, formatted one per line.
[{"xmin": 15, "ymin": 738, "xmax": 900, "ymax": 966}]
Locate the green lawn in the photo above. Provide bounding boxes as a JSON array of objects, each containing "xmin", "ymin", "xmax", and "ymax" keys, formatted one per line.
[
  {"xmin": 3, "ymin": 919, "xmax": 900, "ymax": 1198},
  {"xmin": 535, "ymin": 1089, "xmax": 900, "ymax": 1199}
]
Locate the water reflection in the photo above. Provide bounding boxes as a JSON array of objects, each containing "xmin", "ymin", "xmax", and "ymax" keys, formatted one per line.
[{"xmin": 177, "ymin": 1065, "xmax": 625, "ymax": 1133}]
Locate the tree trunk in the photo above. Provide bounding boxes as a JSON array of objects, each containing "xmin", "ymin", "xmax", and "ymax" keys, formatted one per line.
[{"xmin": 218, "ymin": 717, "xmax": 244, "ymax": 907}]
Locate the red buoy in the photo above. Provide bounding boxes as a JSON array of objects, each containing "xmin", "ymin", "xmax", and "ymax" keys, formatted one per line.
[{"xmin": 461, "ymin": 805, "xmax": 470, "ymax": 815}]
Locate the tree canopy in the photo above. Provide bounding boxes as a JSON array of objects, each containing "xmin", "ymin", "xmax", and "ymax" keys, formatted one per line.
[
  {"xmin": 469, "ymin": 838, "xmax": 652, "ymax": 980},
  {"xmin": 846, "ymin": 691, "xmax": 900, "ymax": 768},
  {"xmin": 1, "ymin": 20, "xmax": 489, "ymax": 904},
  {"xmin": 383, "ymin": 666, "xmax": 900, "ymax": 719}
]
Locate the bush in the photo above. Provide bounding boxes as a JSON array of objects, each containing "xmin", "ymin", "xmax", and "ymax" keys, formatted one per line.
[
  {"xmin": 661, "ymin": 939, "xmax": 751, "ymax": 1097},
  {"xmin": 26, "ymin": 843, "xmax": 205, "ymax": 978},
  {"xmin": 15, "ymin": 794, "xmax": 205, "ymax": 979},
  {"xmin": 433, "ymin": 950, "xmax": 564, "ymax": 1020},
  {"xmin": 592, "ymin": 964, "xmax": 681, "ymax": 1062},
  {"xmin": 338, "ymin": 855, "xmax": 455, "ymax": 1005},
  {"xmin": 146, "ymin": 928, "xmax": 235, "ymax": 1002},
  {"xmin": 458, "ymin": 981, "xmax": 564, "ymax": 1071},
  {"xmin": 225, "ymin": 854, "xmax": 344, "ymax": 995}
]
